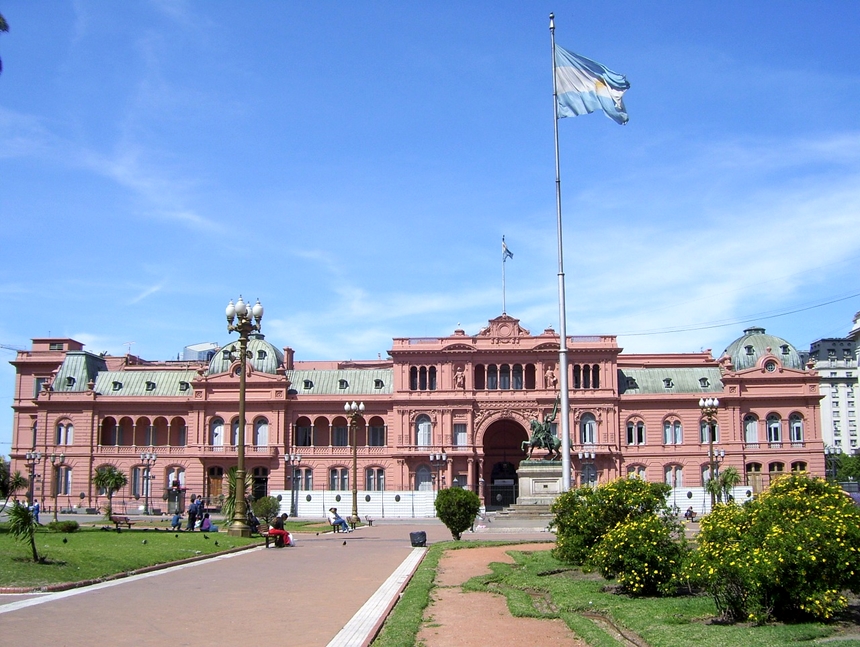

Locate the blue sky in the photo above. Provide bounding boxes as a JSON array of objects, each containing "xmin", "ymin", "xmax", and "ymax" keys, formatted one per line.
[{"xmin": 2, "ymin": 2, "xmax": 860, "ymax": 456}]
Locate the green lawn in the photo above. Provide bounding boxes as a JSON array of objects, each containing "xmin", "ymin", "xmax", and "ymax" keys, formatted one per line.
[
  {"xmin": 0, "ymin": 525, "xmax": 259, "ymax": 588},
  {"xmin": 374, "ymin": 543, "xmax": 860, "ymax": 647}
]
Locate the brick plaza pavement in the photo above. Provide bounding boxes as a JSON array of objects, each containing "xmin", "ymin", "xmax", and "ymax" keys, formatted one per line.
[{"xmin": 0, "ymin": 517, "xmax": 555, "ymax": 647}]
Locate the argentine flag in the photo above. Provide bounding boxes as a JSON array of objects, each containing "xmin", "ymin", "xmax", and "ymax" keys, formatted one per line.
[{"xmin": 554, "ymin": 45, "xmax": 629, "ymax": 125}]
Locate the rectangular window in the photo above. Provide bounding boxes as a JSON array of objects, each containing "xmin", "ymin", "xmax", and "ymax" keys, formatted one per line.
[
  {"xmin": 368, "ymin": 425, "xmax": 386, "ymax": 447},
  {"xmin": 49, "ymin": 342, "xmax": 63, "ymax": 351},
  {"xmin": 332, "ymin": 426, "xmax": 348, "ymax": 447},
  {"xmin": 454, "ymin": 424, "xmax": 468, "ymax": 446}
]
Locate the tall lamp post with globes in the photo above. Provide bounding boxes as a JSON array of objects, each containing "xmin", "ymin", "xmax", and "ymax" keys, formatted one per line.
[
  {"xmin": 139, "ymin": 452, "xmax": 157, "ymax": 515},
  {"xmin": 825, "ymin": 446, "xmax": 843, "ymax": 481},
  {"xmin": 226, "ymin": 295, "xmax": 264, "ymax": 537},
  {"xmin": 699, "ymin": 397, "xmax": 721, "ymax": 509},
  {"xmin": 24, "ymin": 451, "xmax": 42, "ymax": 507},
  {"xmin": 50, "ymin": 452, "xmax": 65, "ymax": 522},
  {"xmin": 344, "ymin": 401, "xmax": 365, "ymax": 524},
  {"xmin": 284, "ymin": 452, "xmax": 301, "ymax": 517}
]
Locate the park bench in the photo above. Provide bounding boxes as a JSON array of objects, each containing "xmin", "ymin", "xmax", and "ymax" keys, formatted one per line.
[
  {"xmin": 331, "ymin": 516, "xmax": 361, "ymax": 532},
  {"xmin": 110, "ymin": 515, "xmax": 136, "ymax": 531}
]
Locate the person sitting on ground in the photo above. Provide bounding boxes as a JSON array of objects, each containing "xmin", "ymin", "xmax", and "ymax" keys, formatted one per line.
[
  {"xmin": 327, "ymin": 507, "xmax": 351, "ymax": 533},
  {"xmin": 170, "ymin": 510, "xmax": 183, "ymax": 531},
  {"xmin": 267, "ymin": 512, "xmax": 290, "ymax": 547},
  {"xmin": 200, "ymin": 513, "xmax": 218, "ymax": 532}
]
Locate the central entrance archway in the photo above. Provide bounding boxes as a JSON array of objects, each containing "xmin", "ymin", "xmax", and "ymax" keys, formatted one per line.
[{"xmin": 482, "ymin": 418, "xmax": 529, "ymax": 509}]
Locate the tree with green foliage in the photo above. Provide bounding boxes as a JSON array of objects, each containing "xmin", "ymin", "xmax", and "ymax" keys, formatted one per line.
[
  {"xmin": 252, "ymin": 495, "xmax": 282, "ymax": 526},
  {"xmin": 685, "ymin": 473, "xmax": 860, "ymax": 623},
  {"xmin": 836, "ymin": 452, "xmax": 860, "ymax": 482},
  {"xmin": 92, "ymin": 465, "xmax": 128, "ymax": 518},
  {"xmin": 0, "ymin": 469, "xmax": 29, "ymax": 515},
  {"xmin": 8, "ymin": 501, "xmax": 41, "ymax": 562},
  {"xmin": 551, "ymin": 477, "xmax": 672, "ymax": 565},
  {"xmin": 589, "ymin": 512, "xmax": 689, "ymax": 596},
  {"xmin": 434, "ymin": 487, "xmax": 481, "ymax": 540},
  {"xmin": 705, "ymin": 465, "xmax": 743, "ymax": 504}
]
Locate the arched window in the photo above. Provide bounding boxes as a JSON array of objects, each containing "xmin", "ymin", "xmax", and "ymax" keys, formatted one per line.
[
  {"xmin": 254, "ymin": 417, "xmax": 269, "ymax": 446},
  {"xmin": 583, "ymin": 364, "xmax": 591, "ymax": 389},
  {"xmin": 573, "ymin": 364, "xmax": 582, "ymax": 389},
  {"xmin": 626, "ymin": 465, "xmax": 646, "ymax": 479},
  {"xmin": 410, "ymin": 366, "xmax": 418, "ymax": 390},
  {"xmin": 295, "ymin": 417, "xmax": 313, "ymax": 447},
  {"xmin": 487, "ymin": 365, "xmax": 498, "ymax": 390},
  {"xmin": 664, "ymin": 419, "xmax": 682, "ymax": 445},
  {"xmin": 474, "ymin": 365, "xmax": 485, "ymax": 390},
  {"xmin": 298, "ymin": 468, "xmax": 313, "ymax": 490},
  {"xmin": 56, "ymin": 465, "xmax": 73, "ymax": 495},
  {"xmin": 744, "ymin": 415, "xmax": 758, "ymax": 444},
  {"xmin": 512, "ymin": 364, "xmax": 523, "ymax": 390},
  {"xmin": 55, "ymin": 422, "xmax": 74, "ymax": 446},
  {"xmin": 789, "ymin": 414, "xmax": 804, "ymax": 443},
  {"xmin": 428, "ymin": 366, "xmax": 437, "ymax": 390},
  {"xmin": 626, "ymin": 420, "xmax": 645, "ymax": 445},
  {"xmin": 664, "ymin": 464, "xmax": 683, "ymax": 487},
  {"xmin": 210, "ymin": 417, "xmax": 224, "ymax": 446},
  {"xmin": 366, "ymin": 467, "xmax": 385, "ymax": 491},
  {"xmin": 524, "ymin": 364, "xmax": 536, "ymax": 390},
  {"xmin": 332, "ymin": 417, "xmax": 348, "ymax": 447},
  {"xmin": 766, "ymin": 414, "xmax": 782, "ymax": 444},
  {"xmin": 100, "ymin": 418, "xmax": 117, "ymax": 446},
  {"xmin": 329, "ymin": 467, "xmax": 349, "ymax": 490},
  {"xmin": 499, "ymin": 364, "xmax": 511, "ymax": 390},
  {"xmin": 592, "ymin": 365, "xmax": 600, "ymax": 389},
  {"xmin": 580, "ymin": 413, "xmax": 597, "ymax": 444},
  {"xmin": 231, "ymin": 418, "xmax": 240, "ymax": 446},
  {"xmin": 415, "ymin": 415, "xmax": 432, "ymax": 447},
  {"xmin": 791, "ymin": 461, "xmax": 807, "ymax": 472},
  {"xmin": 768, "ymin": 462, "xmax": 785, "ymax": 476},
  {"xmin": 700, "ymin": 419, "xmax": 720, "ymax": 444},
  {"xmin": 414, "ymin": 465, "xmax": 432, "ymax": 491},
  {"xmin": 419, "ymin": 366, "xmax": 428, "ymax": 390}
]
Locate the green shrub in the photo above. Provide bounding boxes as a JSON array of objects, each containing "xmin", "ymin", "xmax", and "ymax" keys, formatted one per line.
[
  {"xmin": 684, "ymin": 473, "xmax": 860, "ymax": 623},
  {"xmin": 251, "ymin": 496, "xmax": 282, "ymax": 526},
  {"xmin": 47, "ymin": 520, "xmax": 80, "ymax": 533},
  {"xmin": 589, "ymin": 512, "xmax": 689, "ymax": 596},
  {"xmin": 551, "ymin": 478, "xmax": 672, "ymax": 565},
  {"xmin": 434, "ymin": 487, "xmax": 481, "ymax": 540}
]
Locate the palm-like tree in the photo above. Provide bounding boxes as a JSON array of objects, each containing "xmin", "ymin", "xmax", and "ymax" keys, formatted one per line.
[
  {"xmin": 92, "ymin": 465, "xmax": 128, "ymax": 517},
  {"xmin": 0, "ymin": 470, "xmax": 30, "ymax": 515},
  {"xmin": 718, "ymin": 466, "xmax": 742, "ymax": 503},
  {"xmin": 8, "ymin": 502, "xmax": 40, "ymax": 562},
  {"xmin": 220, "ymin": 467, "xmax": 252, "ymax": 530}
]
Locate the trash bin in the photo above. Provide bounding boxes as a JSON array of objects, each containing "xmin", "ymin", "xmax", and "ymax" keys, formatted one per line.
[{"xmin": 410, "ymin": 531, "xmax": 427, "ymax": 547}]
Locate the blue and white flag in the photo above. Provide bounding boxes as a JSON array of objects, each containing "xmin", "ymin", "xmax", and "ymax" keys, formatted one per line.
[
  {"xmin": 502, "ymin": 236, "xmax": 513, "ymax": 261},
  {"xmin": 554, "ymin": 45, "xmax": 629, "ymax": 125}
]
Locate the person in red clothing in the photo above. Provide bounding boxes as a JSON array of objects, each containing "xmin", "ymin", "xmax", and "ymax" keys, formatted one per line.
[{"xmin": 267, "ymin": 512, "xmax": 291, "ymax": 547}]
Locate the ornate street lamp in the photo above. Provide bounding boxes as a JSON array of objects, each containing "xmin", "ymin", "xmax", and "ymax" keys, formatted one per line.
[
  {"xmin": 699, "ymin": 397, "xmax": 721, "ymax": 508},
  {"xmin": 825, "ymin": 446, "xmax": 843, "ymax": 481},
  {"xmin": 344, "ymin": 401, "xmax": 365, "ymax": 524},
  {"xmin": 139, "ymin": 452, "xmax": 157, "ymax": 515},
  {"xmin": 50, "ymin": 452, "xmax": 65, "ymax": 522},
  {"xmin": 430, "ymin": 451, "xmax": 447, "ymax": 492},
  {"xmin": 284, "ymin": 452, "xmax": 301, "ymax": 517},
  {"xmin": 226, "ymin": 295, "xmax": 264, "ymax": 537},
  {"xmin": 24, "ymin": 451, "xmax": 43, "ymax": 507}
]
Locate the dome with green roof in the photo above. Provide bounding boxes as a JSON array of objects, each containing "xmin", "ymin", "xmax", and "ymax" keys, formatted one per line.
[
  {"xmin": 207, "ymin": 333, "xmax": 284, "ymax": 375},
  {"xmin": 722, "ymin": 326, "xmax": 803, "ymax": 371}
]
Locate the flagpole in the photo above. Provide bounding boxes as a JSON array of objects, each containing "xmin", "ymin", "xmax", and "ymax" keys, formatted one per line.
[
  {"xmin": 502, "ymin": 237, "xmax": 507, "ymax": 314},
  {"xmin": 550, "ymin": 13, "xmax": 572, "ymax": 492}
]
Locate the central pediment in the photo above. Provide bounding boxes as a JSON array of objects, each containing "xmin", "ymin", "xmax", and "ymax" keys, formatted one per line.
[{"xmin": 478, "ymin": 315, "xmax": 530, "ymax": 340}]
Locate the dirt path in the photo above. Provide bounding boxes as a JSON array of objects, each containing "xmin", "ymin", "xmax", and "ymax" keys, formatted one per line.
[{"xmin": 417, "ymin": 543, "xmax": 586, "ymax": 646}]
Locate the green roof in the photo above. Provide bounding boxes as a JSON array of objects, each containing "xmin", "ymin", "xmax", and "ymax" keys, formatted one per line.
[
  {"xmin": 52, "ymin": 352, "xmax": 108, "ymax": 392},
  {"xmin": 618, "ymin": 367, "xmax": 723, "ymax": 395},
  {"xmin": 93, "ymin": 370, "xmax": 199, "ymax": 396},
  {"xmin": 287, "ymin": 369, "xmax": 393, "ymax": 396}
]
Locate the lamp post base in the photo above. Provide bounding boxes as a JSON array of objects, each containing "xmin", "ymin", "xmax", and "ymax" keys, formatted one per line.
[{"xmin": 227, "ymin": 522, "xmax": 252, "ymax": 538}]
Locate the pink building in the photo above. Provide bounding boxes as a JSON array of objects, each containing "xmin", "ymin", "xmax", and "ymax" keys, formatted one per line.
[{"xmin": 8, "ymin": 314, "xmax": 824, "ymax": 515}]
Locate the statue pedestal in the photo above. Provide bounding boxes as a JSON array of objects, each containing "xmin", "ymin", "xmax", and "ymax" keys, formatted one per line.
[{"xmin": 516, "ymin": 460, "xmax": 564, "ymax": 505}]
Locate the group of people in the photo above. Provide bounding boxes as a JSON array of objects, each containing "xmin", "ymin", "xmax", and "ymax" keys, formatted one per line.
[{"xmin": 169, "ymin": 496, "xmax": 218, "ymax": 532}]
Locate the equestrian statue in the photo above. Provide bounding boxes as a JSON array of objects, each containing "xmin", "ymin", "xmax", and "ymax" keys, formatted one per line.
[{"xmin": 521, "ymin": 396, "xmax": 562, "ymax": 460}]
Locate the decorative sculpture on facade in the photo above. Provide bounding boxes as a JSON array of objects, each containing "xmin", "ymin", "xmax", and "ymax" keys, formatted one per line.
[{"xmin": 522, "ymin": 396, "xmax": 561, "ymax": 460}]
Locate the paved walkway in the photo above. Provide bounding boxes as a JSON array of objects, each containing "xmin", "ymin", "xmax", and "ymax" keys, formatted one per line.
[{"xmin": 0, "ymin": 517, "xmax": 554, "ymax": 647}]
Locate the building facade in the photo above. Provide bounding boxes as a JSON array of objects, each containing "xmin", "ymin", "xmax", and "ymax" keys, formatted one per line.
[{"xmin": 8, "ymin": 314, "xmax": 825, "ymax": 515}]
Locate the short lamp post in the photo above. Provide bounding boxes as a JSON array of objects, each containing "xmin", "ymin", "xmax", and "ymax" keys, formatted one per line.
[
  {"xmin": 226, "ymin": 295, "xmax": 264, "ymax": 537},
  {"xmin": 344, "ymin": 401, "xmax": 365, "ymax": 524},
  {"xmin": 699, "ymin": 397, "xmax": 721, "ymax": 508},
  {"xmin": 826, "ymin": 446, "xmax": 843, "ymax": 481},
  {"xmin": 284, "ymin": 452, "xmax": 302, "ymax": 517},
  {"xmin": 24, "ymin": 451, "xmax": 43, "ymax": 507},
  {"xmin": 49, "ymin": 452, "xmax": 65, "ymax": 522},
  {"xmin": 139, "ymin": 452, "xmax": 157, "ymax": 515}
]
